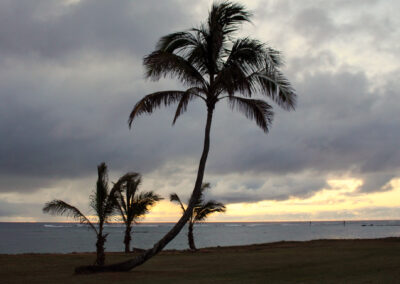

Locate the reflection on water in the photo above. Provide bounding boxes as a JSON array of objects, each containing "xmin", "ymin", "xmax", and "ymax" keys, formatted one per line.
[{"xmin": 0, "ymin": 220, "xmax": 399, "ymax": 254}]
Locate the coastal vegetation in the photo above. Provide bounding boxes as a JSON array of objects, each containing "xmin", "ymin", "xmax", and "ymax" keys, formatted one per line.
[
  {"xmin": 43, "ymin": 163, "xmax": 137, "ymax": 266},
  {"xmin": 114, "ymin": 173, "xmax": 162, "ymax": 253},
  {"xmin": 76, "ymin": 0, "xmax": 296, "ymax": 273},
  {"xmin": 170, "ymin": 183, "xmax": 226, "ymax": 250}
]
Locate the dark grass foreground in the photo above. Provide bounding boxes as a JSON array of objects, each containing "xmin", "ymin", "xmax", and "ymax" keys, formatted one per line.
[{"xmin": 1, "ymin": 238, "xmax": 400, "ymax": 283}]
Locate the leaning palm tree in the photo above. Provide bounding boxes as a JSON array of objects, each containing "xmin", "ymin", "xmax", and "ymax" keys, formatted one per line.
[
  {"xmin": 76, "ymin": 1, "xmax": 296, "ymax": 273},
  {"xmin": 43, "ymin": 163, "xmax": 136, "ymax": 266},
  {"xmin": 115, "ymin": 174, "xmax": 163, "ymax": 253},
  {"xmin": 170, "ymin": 183, "xmax": 226, "ymax": 250}
]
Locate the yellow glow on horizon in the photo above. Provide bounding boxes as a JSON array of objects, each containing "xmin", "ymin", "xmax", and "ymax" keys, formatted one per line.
[
  {"xmin": 143, "ymin": 177, "xmax": 400, "ymax": 222},
  {"xmin": 141, "ymin": 200, "xmax": 182, "ymax": 222},
  {"xmin": 1, "ymin": 178, "xmax": 399, "ymax": 223}
]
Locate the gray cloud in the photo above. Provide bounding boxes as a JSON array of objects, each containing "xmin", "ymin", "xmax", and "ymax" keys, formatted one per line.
[
  {"xmin": 293, "ymin": 7, "xmax": 336, "ymax": 44},
  {"xmin": 289, "ymin": 0, "xmax": 398, "ymax": 49},
  {"xmin": 311, "ymin": 206, "xmax": 400, "ymax": 220},
  {"xmin": 0, "ymin": 200, "xmax": 38, "ymax": 217},
  {"xmin": 0, "ymin": 0, "xmax": 193, "ymax": 60},
  {"xmin": 206, "ymin": 173, "xmax": 328, "ymax": 204},
  {"xmin": 0, "ymin": 0, "xmax": 399, "ymax": 214},
  {"xmin": 207, "ymin": 71, "xmax": 400, "ymax": 177}
]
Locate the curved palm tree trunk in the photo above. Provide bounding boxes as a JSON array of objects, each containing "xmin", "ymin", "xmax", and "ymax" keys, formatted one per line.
[
  {"xmin": 75, "ymin": 107, "xmax": 214, "ymax": 274},
  {"xmin": 124, "ymin": 225, "xmax": 132, "ymax": 253},
  {"xmin": 188, "ymin": 221, "xmax": 196, "ymax": 250}
]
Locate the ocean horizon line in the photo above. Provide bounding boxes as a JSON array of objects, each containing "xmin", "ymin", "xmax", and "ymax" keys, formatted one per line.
[{"xmin": 1, "ymin": 219, "xmax": 400, "ymax": 224}]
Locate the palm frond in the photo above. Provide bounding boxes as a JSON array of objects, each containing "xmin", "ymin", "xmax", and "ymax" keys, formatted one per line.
[
  {"xmin": 115, "ymin": 187, "xmax": 128, "ymax": 222},
  {"xmin": 135, "ymin": 191, "xmax": 163, "ymax": 205},
  {"xmin": 126, "ymin": 176, "xmax": 142, "ymax": 208},
  {"xmin": 115, "ymin": 174, "xmax": 141, "ymax": 223},
  {"xmin": 208, "ymin": 2, "xmax": 252, "ymax": 36},
  {"xmin": 225, "ymin": 38, "xmax": 268, "ymax": 72},
  {"xmin": 214, "ymin": 61, "xmax": 253, "ymax": 96},
  {"xmin": 172, "ymin": 87, "xmax": 205, "ymax": 124},
  {"xmin": 114, "ymin": 174, "xmax": 162, "ymax": 224},
  {"xmin": 227, "ymin": 96, "xmax": 273, "ymax": 133},
  {"xmin": 156, "ymin": 31, "xmax": 198, "ymax": 54},
  {"xmin": 207, "ymin": 1, "xmax": 252, "ymax": 65},
  {"xmin": 170, "ymin": 193, "xmax": 186, "ymax": 213},
  {"xmin": 250, "ymin": 64, "xmax": 297, "ymax": 110},
  {"xmin": 128, "ymin": 90, "xmax": 188, "ymax": 127},
  {"xmin": 90, "ymin": 162, "xmax": 109, "ymax": 222},
  {"xmin": 186, "ymin": 28, "xmax": 211, "ymax": 75},
  {"xmin": 43, "ymin": 200, "xmax": 97, "ymax": 233},
  {"xmin": 215, "ymin": 38, "xmax": 287, "ymax": 98},
  {"xmin": 104, "ymin": 172, "xmax": 140, "ymax": 221},
  {"xmin": 131, "ymin": 191, "xmax": 163, "ymax": 220},
  {"xmin": 194, "ymin": 200, "xmax": 226, "ymax": 222},
  {"xmin": 127, "ymin": 177, "xmax": 141, "ymax": 210},
  {"xmin": 114, "ymin": 193, "xmax": 127, "ymax": 223},
  {"xmin": 144, "ymin": 51, "xmax": 206, "ymax": 87}
]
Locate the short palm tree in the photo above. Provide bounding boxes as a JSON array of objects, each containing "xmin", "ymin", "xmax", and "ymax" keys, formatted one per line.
[
  {"xmin": 76, "ymin": 1, "xmax": 296, "ymax": 273},
  {"xmin": 170, "ymin": 183, "xmax": 225, "ymax": 250},
  {"xmin": 43, "ymin": 163, "xmax": 136, "ymax": 266},
  {"xmin": 115, "ymin": 174, "xmax": 163, "ymax": 253}
]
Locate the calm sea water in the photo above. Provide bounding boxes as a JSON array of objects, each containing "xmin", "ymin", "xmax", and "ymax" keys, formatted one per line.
[{"xmin": 0, "ymin": 221, "xmax": 399, "ymax": 254}]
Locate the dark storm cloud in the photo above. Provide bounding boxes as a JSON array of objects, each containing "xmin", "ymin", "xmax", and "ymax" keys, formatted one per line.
[
  {"xmin": 208, "ymin": 71, "xmax": 400, "ymax": 173},
  {"xmin": 0, "ymin": 0, "xmax": 399, "ymax": 206},
  {"xmin": 205, "ymin": 69, "xmax": 400, "ymax": 197},
  {"xmin": 0, "ymin": 0, "xmax": 192, "ymax": 60},
  {"xmin": 0, "ymin": 69, "xmax": 205, "ymax": 192},
  {"xmin": 355, "ymin": 173, "xmax": 396, "ymax": 193},
  {"xmin": 0, "ymin": 0, "xmax": 206, "ymax": 193}
]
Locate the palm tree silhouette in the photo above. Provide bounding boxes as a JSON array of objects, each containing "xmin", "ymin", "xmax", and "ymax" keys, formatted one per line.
[
  {"xmin": 43, "ymin": 163, "xmax": 136, "ymax": 266},
  {"xmin": 114, "ymin": 173, "xmax": 163, "ymax": 253},
  {"xmin": 170, "ymin": 183, "xmax": 225, "ymax": 250},
  {"xmin": 76, "ymin": 1, "xmax": 296, "ymax": 273}
]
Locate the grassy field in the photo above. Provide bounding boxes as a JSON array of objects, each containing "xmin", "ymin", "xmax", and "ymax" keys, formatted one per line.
[{"xmin": 1, "ymin": 238, "xmax": 400, "ymax": 283}]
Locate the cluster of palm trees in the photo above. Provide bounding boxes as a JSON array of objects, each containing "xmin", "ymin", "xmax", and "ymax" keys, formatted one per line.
[
  {"xmin": 45, "ymin": 1, "xmax": 296, "ymax": 274},
  {"xmin": 43, "ymin": 162, "xmax": 225, "ymax": 266}
]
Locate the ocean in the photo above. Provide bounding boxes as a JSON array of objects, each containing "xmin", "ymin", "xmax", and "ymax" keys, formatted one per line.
[{"xmin": 1, "ymin": 220, "xmax": 399, "ymax": 254}]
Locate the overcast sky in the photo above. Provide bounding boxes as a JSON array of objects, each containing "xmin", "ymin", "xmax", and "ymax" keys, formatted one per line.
[{"xmin": 0, "ymin": 0, "xmax": 399, "ymax": 222}]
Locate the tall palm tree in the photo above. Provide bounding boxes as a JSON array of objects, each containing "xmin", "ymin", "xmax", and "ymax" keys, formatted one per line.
[
  {"xmin": 115, "ymin": 174, "xmax": 163, "ymax": 253},
  {"xmin": 170, "ymin": 183, "xmax": 226, "ymax": 250},
  {"xmin": 75, "ymin": 1, "xmax": 296, "ymax": 273},
  {"xmin": 43, "ymin": 163, "xmax": 136, "ymax": 266}
]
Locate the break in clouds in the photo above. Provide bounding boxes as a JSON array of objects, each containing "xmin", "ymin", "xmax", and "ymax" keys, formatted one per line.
[{"xmin": 0, "ymin": 0, "xmax": 399, "ymax": 220}]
